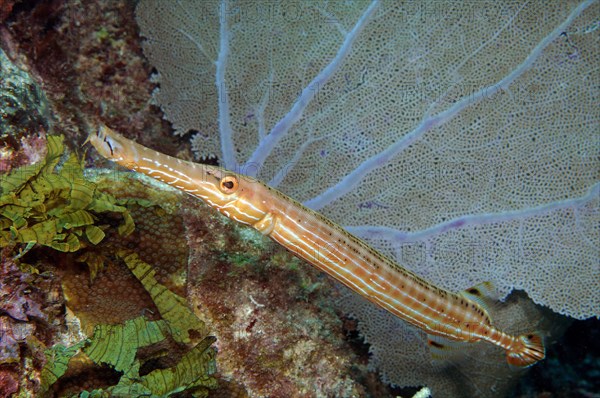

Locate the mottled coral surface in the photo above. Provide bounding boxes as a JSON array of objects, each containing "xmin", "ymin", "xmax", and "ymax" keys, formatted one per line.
[
  {"xmin": 2, "ymin": 0, "xmax": 174, "ymax": 153},
  {"xmin": 0, "ymin": 247, "xmax": 65, "ymax": 397},
  {"xmin": 182, "ymin": 196, "xmax": 368, "ymax": 397}
]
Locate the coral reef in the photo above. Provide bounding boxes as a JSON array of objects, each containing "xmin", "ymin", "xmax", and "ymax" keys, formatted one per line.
[
  {"xmin": 0, "ymin": 47, "xmax": 48, "ymax": 173},
  {"xmin": 0, "ymin": 127, "xmax": 218, "ymax": 396},
  {"xmin": 0, "ymin": 46, "xmax": 49, "ymax": 142},
  {"xmin": 2, "ymin": 0, "xmax": 173, "ymax": 152},
  {"xmin": 56, "ymin": 173, "xmax": 193, "ymax": 334},
  {"xmin": 182, "ymin": 198, "xmax": 373, "ymax": 397},
  {"xmin": 0, "ymin": 0, "xmax": 598, "ymax": 397},
  {"xmin": 0, "ymin": 78, "xmax": 218, "ymax": 395}
]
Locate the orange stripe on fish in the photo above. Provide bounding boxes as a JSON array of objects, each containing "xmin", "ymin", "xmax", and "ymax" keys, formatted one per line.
[{"xmin": 89, "ymin": 125, "xmax": 545, "ymax": 367}]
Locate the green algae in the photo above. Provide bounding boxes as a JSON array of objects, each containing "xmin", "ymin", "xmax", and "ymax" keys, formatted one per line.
[
  {"xmin": 0, "ymin": 135, "xmax": 134, "ymax": 259},
  {"xmin": 2, "ymin": 136, "xmax": 218, "ymax": 396},
  {"xmin": 83, "ymin": 316, "xmax": 169, "ymax": 372},
  {"xmin": 41, "ymin": 316, "xmax": 217, "ymax": 398},
  {"xmin": 39, "ymin": 341, "xmax": 87, "ymax": 395},
  {"xmin": 115, "ymin": 334, "xmax": 217, "ymax": 398},
  {"xmin": 40, "ymin": 253, "xmax": 217, "ymax": 397},
  {"xmin": 117, "ymin": 250, "xmax": 208, "ymax": 343}
]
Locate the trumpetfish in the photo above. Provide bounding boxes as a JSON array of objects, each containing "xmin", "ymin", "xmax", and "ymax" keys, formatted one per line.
[{"xmin": 88, "ymin": 125, "xmax": 545, "ymax": 367}]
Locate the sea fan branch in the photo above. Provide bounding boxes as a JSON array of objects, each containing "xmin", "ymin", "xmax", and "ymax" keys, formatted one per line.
[
  {"xmin": 346, "ymin": 181, "xmax": 600, "ymax": 243},
  {"xmin": 217, "ymin": 0, "xmax": 236, "ymax": 169},
  {"xmin": 243, "ymin": 0, "xmax": 380, "ymax": 175}
]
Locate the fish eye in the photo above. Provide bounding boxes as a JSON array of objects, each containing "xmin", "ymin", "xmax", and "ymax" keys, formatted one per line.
[{"xmin": 219, "ymin": 175, "xmax": 239, "ymax": 194}]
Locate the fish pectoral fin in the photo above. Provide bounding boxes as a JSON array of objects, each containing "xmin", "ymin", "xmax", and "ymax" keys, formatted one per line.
[{"xmin": 253, "ymin": 212, "xmax": 276, "ymax": 236}]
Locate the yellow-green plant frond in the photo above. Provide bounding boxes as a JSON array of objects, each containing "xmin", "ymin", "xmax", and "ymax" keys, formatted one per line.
[
  {"xmin": 117, "ymin": 250, "xmax": 208, "ymax": 343},
  {"xmin": 0, "ymin": 135, "xmax": 134, "ymax": 258},
  {"xmin": 39, "ymin": 256, "xmax": 217, "ymax": 397}
]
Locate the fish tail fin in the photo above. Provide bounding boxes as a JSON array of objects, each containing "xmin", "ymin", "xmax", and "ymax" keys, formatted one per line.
[{"xmin": 506, "ymin": 332, "xmax": 545, "ymax": 367}]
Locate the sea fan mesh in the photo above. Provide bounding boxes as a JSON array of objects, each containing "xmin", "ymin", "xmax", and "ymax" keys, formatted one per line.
[
  {"xmin": 136, "ymin": 0, "xmax": 598, "ymax": 319},
  {"xmin": 136, "ymin": 0, "xmax": 599, "ymax": 391}
]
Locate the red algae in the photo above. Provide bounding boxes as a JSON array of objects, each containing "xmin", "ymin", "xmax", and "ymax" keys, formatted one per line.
[
  {"xmin": 0, "ymin": 247, "xmax": 66, "ymax": 396},
  {"xmin": 0, "ymin": 0, "xmax": 16, "ymax": 23},
  {"xmin": 5, "ymin": 0, "xmax": 175, "ymax": 154},
  {"xmin": 0, "ymin": 132, "xmax": 47, "ymax": 174}
]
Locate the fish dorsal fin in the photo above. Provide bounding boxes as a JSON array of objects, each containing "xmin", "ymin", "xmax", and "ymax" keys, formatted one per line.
[{"xmin": 459, "ymin": 282, "xmax": 498, "ymax": 321}]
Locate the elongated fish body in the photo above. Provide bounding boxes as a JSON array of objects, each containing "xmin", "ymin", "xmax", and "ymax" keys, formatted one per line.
[{"xmin": 89, "ymin": 125, "xmax": 545, "ymax": 367}]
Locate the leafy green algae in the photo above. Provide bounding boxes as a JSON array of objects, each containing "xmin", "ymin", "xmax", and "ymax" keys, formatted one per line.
[
  {"xmin": 40, "ymin": 341, "xmax": 87, "ymax": 395},
  {"xmin": 118, "ymin": 250, "xmax": 207, "ymax": 343},
  {"xmin": 0, "ymin": 135, "xmax": 134, "ymax": 257},
  {"xmin": 40, "ymin": 253, "xmax": 217, "ymax": 397},
  {"xmin": 84, "ymin": 316, "xmax": 169, "ymax": 372},
  {"xmin": 2, "ymin": 136, "xmax": 218, "ymax": 397},
  {"xmin": 133, "ymin": 335, "xmax": 217, "ymax": 397}
]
